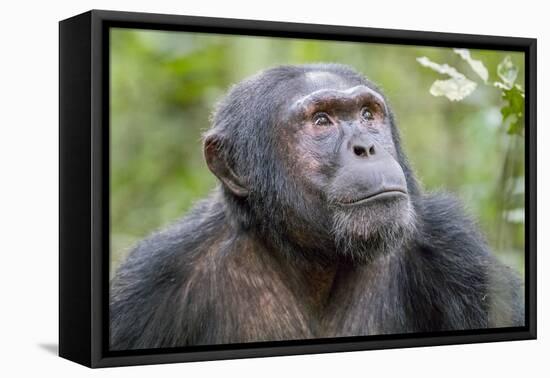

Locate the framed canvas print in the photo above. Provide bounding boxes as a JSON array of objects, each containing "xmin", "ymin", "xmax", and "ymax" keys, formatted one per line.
[{"xmin": 59, "ymin": 10, "xmax": 537, "ymax": 368}]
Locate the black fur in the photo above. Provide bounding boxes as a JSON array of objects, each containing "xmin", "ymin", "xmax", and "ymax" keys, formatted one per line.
[{"xmin": 110, "ymin": 64, "xmax": 524, "ymax": 350}]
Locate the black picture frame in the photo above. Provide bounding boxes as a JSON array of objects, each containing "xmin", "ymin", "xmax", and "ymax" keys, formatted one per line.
[{"xmin": 59, "ymin": 9, "xmax": 537, "ymax": 368}]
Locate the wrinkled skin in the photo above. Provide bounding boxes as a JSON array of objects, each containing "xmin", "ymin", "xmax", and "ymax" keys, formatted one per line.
[
  {"xmin": 281, "ymin": 75, "xmax": 415, "ymax": 261},
  {"xmin": 110, "ymin": 64, "xmax": 524, "ymax": 350}
]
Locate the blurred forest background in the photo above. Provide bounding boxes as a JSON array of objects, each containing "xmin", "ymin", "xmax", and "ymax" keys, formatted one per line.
[{"xmin": 110, "ymin": 28, "xmax": 525, "ymax": 279}]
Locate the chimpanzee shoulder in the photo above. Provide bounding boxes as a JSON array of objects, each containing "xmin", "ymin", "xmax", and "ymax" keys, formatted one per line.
[
  {"xmin": 109, "ymin": 196, "xmax": 225, "ymax": 349},
  {"xmin": 110, "ymin": 192, "xmax": 314, "ymax": 349},
  {"xmin": 405, "ymin": 192, "xmax": 524, "ymax": 330}
]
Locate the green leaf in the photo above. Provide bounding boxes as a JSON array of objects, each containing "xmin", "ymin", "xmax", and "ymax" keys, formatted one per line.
[
  {"xmin": 500, "ymin": 85, "xmax": 525, "ymax": 135},
  {"xmin": 497, "ymin": 56, "xmax": 518, "ymax": 88},
  {"xmin": 453, "ymin": 48, "xmax": 489, "ymax": 82},
  {"xmin": 430, "ymin": 77, "xmax": 477, "ymax": 101},
  {"xmin": 493, "ymin": 81, "xmax": 509, "ymax": 90},
  {"xmin": 417, "ymin": 56, "xmax": 476, "ymax": 101},
  {"xmin": 417, "ymin": 56, "xmax": 465, "ymax": 79}
]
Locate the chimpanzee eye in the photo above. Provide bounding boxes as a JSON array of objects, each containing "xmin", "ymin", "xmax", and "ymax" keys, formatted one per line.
[
  {"xmin": 313, "ymin": 112, "xmax": 332, "ymax": 127},
  {"xmin": 361, "ymin": 107, "xmax": 374, "ymax": 121}
]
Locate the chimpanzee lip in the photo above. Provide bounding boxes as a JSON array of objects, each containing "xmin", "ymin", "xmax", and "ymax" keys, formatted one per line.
[{"xmin": 339, "ymin": 189, "xmax": 408, "ymax": 206}]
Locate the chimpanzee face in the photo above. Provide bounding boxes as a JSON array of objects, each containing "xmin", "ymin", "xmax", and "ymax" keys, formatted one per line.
[
  {"xmin": 205, "ymin": 68, "xmax": 417, "ymax": 261},
  {"xmin": 279, "ymin": 71, "xmax": 416, "ymax": 259}
]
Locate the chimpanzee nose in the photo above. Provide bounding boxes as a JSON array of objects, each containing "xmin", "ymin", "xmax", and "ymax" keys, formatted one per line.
[{"xmin": 352, "ymin": 143, "xmax": 376, "ymax": 158}]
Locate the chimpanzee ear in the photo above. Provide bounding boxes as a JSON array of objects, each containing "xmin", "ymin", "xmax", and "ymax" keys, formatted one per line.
[{"xmin": 203, "ymin": 134, "xmax": 249, "ymax": 197}]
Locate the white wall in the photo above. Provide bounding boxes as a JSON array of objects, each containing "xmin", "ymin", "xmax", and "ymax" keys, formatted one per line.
[{"xmin": 1, "ymin": 0, "xmax": 546, "ymax": 376}]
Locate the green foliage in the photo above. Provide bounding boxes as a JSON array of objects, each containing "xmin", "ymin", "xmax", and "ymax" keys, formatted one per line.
[
  {"xmin": 495, "ymin": 56, "xmax": 525, "ymax": 136},
  {"xmin": 454, "ymin": 48, "xmax": 489, "ymax": 82},
  {"xmin": 416, "ymin": 56, "xmax": 477, "ymax": 101},
  {"xmin": 416, "ymin": 48, "xmax": 525, "ymax": 274},
  {"xmin": 500, "ymin": 86, "xmax": 525, "ymax": 135},
  {"xmin": 417, "ymin": 50, "xmax": 525, "ymax": 136},
  {"xmin": 497, "ymin": 56, "xmax": 519, "ymax": 86},
  {"xmin": 110, "ymin": 29, "xmax": 525, "ymax": 277}
]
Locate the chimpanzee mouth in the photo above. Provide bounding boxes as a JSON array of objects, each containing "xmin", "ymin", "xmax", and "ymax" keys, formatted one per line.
[{"xmin": 338, "ymin": 189, "xmax": 408, "ymax": 206}]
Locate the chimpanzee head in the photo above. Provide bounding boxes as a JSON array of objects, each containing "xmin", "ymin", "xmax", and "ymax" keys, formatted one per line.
[{"xmin": 204, "ymin": 64, "xmax": 419, "ymax": 264}]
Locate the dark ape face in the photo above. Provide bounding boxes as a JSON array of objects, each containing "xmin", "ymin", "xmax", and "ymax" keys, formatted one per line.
[
  {"xmin": 205, "ymin": 66, "xmax": 417, "ymax": 263},
  {"xmin": 278, "ymin": 71, "xmax": 416, "ymax": 260}
]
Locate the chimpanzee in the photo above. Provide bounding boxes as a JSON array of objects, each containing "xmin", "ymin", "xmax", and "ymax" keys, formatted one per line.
[{"xmin": 110, "ymin": 63, "xmax": 524, "ymax": 350}]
